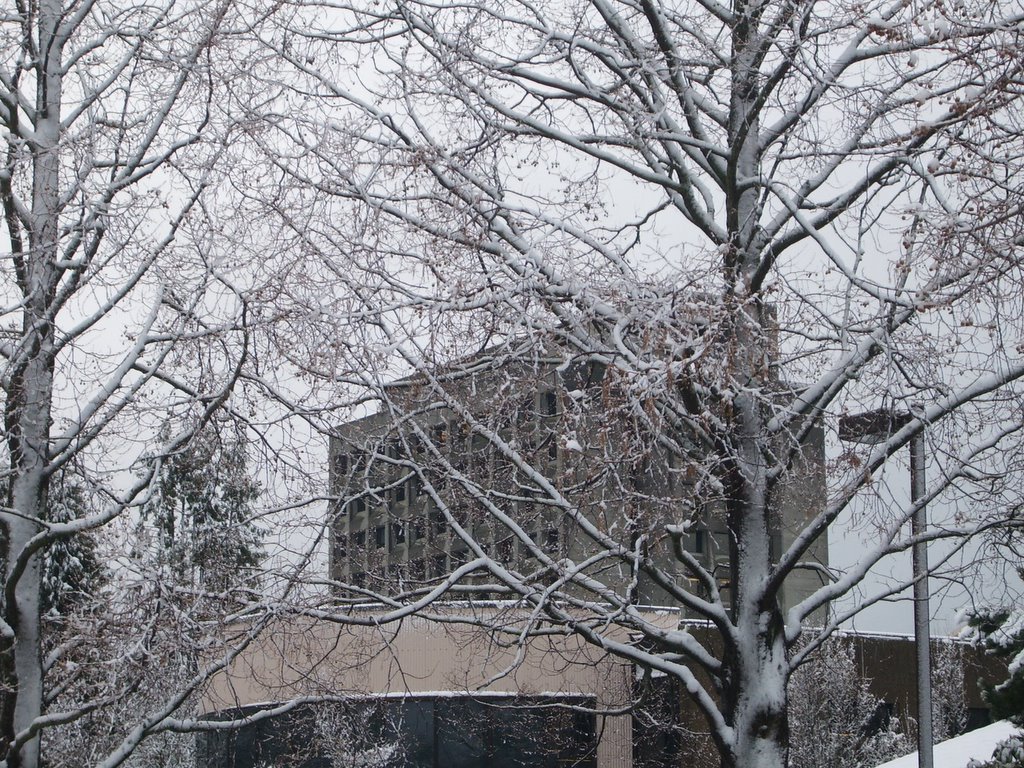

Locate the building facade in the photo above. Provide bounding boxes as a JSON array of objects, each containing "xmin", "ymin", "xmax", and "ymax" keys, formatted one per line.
[
  {"xmin": 198, "ymin": 617, "xmax": 1005, "ymax": 768},
  {"xmin": 195, "ymin": 356, "xmax": 1007, "ymax": 767},
  {"xmin": 327, "ymin": 356, "xmax": 829, "ymax": 615}
]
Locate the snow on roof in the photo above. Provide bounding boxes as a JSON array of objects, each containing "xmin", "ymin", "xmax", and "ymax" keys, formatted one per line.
[{"xmin": 873, "ymin": 721, "xmax": 1019, "ymax": 768}]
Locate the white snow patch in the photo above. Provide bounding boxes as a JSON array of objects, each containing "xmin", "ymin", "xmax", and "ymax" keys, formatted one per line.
[
  {"xmin": 867, "ymin": 16, "xmax": 899, "ymax": 29},
  {"xmin": 872, "ymin": 721, "xmax": 1019, "ymax": 768},
  {"xmin": 563, "ymin": 437, "xmax": 583, "ymax": 452}
]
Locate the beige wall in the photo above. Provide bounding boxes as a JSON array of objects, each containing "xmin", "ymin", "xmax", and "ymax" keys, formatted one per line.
[
  {"xmin": 202, "ymin": 609, "xmax": 1003, "ymax": 768},
  {"xmin": 202, "ymin": 607, "xmax": 676, "ymax": 768}
]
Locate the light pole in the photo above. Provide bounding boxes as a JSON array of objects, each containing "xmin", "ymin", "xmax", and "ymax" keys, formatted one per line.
[{"xmin": 839, "ymin": 408, "xmax": 933, "ymax": 768}]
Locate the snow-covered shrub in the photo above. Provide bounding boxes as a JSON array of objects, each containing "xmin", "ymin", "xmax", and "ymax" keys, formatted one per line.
[
  {"xmin": 788, "ymin": 637, "xmax": 912, "ymax": 768},
  {"xmin": 967, "ymin": 732, "xmax": 1024, "ymax": 768},
  {"xmin": 969, "ymin": 608, "xmax": 1024, "ymax": 726},
  {"xmin": 964, "ymin": 606, "xmax": 1024, "ymax": 768},
  {"xmin": 933, "ymin": 639, "xmax": 969, "ymax": 743}
]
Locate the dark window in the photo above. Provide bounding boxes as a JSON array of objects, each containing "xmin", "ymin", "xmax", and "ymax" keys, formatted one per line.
[
  {"xmin": 374, "ymin": 525, "xmax": 386, "ymax": 549},
  {"xmin": 544, "ymin": 528, "xmax": 559, "ymax": 554},
  {"xmin": 431, "ymin": 509, "xmax": 446, "ymax": 535},
  {"xmin": 540, "ymin": 390, "xmax": 557, "ymax": 417},
  {"xmin": 392, "ymin": 521, "xmax": 406, "ymax": 545},
  {"xmin": 410, "ymin": 559, "xmax": 426, "ymax": 581},
  {"xmin": 497, "ymin": 537, "xmax": 513, "ymax": 564},
  {"xmin": 354, "ymin": 529, "xmax": 366, "ymax": 547},
  {"xmin": 333, "ymin": 453, "xmax": 349, "ymax": 476},
  {"xmin": 197, "ymin": 697, "xmax": 596, "ymax": 768},
  {"xmin": 333, "ymin": 537, "xmax": 347, "ymax": 561},
  {"xmin": 684, "ymin": 529, "xmax": 705, "ymax": 554},
  {"xmin": 395, "ymin": 480, "xmax": 407, "ymax": 503},
  {"xmin": 431, "ymin": 553, "xmax": 447, "ymax": 578}
]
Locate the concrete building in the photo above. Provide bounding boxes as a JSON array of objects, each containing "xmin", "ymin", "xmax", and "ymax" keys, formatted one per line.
[
  {"xmin": 326, "ymin": 355, "xmax": 829, "ymax": 614},
  {"xmin": 196, "ymin": 357, "xmax": 1002, "ymax": 767},
  {"xmin": 198, "ymin": 617, "xmax": 1005, "ymax": 767}
]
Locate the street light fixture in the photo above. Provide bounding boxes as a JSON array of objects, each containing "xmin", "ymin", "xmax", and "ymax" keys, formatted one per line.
[{"xmin": 839, "ymin": 407, "xmax": 933, "ymax": 768}]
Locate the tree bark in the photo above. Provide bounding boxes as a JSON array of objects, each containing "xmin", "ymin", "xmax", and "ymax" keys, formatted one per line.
[{"xmin": 0, "ymin": 0, "xmax": 64, "ymax": 763}]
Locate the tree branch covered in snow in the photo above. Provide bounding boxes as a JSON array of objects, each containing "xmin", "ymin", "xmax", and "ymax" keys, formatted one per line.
[{"xmin": 239, "ymin": 1, "xmax": 1024, "ymax": 766}]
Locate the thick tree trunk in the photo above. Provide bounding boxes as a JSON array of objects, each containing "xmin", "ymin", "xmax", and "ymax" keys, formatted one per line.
[
  {"xmin": 1, "ymin": 308, "xmax": 54, "ymax": 768},
  {"xmin": 723, "ymin": 604, "xmax": 790, "ymax": 768},
  {"xmin": 720, "ymin": 389, "xmax": 791, "ymax": 768},
  {"xmin": 0, "ymin": 1, "xmax": 64, "ymax": 764},
  {"xmin": 718, "ymin": 4, "xmax": 792, "ymax": 763},
  {"xmin": 2, "ymin": 234, "xmax": 57, "ymax": 768}
]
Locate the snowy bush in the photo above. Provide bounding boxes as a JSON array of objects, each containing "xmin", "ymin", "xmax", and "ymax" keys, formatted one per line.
[
  {"xmin": 969, "ymin": 608, "xmax": 1024, "ymax": 726},
  {"xmin": 967, "ymin": 732, "xmax": 1024, "ymax": 768},
  {"xmin": 788, "ymin": 638, "xmax": 912, "ymax": 768}
]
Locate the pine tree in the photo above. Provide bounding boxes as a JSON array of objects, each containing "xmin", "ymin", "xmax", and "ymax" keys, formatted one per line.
[
  {"xmin": 141, "ymin": 421, "xmax": 264, "ymax": 592},
  {"xmin": 965, "ymin": 602, "xmax": 1024, "ymax": 768},
  {"xmin": 41, "ymin": 473, "xmax": 106, "ymax": 619},
  {"xmin": 0, "ymin": 470, "xmax": 106, "ymax": 621},
  {"xmin": 970, "ymin": 606, "xmax": 1024, "ymax": 726}
]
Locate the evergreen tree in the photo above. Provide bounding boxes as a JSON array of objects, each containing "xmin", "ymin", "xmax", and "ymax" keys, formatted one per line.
[
  {"xmin": 970, "ymin": 606, "xmax": 1024, "ymax": 726},
  {"xmin": 0, "ymin": 470, "xmax": 106, "ymax": 620},
  {"xmin": 965, "ymin": 601, "xmax": 1024, "ymax": 768},
  {"xmin": 141, "ymin": 421, "xmax": 264, "ymax": 592},
  {"xmin": 41, "ymin": 472, "xmax": 106, "ymax": 619}
]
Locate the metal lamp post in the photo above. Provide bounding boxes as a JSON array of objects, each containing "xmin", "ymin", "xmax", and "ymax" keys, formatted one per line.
[{"xmin": 839, "ymin": 408, "xmax": 933, "ymax": 768}]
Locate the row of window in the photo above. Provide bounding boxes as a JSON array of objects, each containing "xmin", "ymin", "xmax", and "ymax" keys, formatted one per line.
[
  {"xmin": 332, "ymin": 392, "xmax": 562, "ymax": 483},
  {"xmin": 341, "ymin": 524, "xmax": 563, "ymax": 559},
  {"xmin": 339, "ymin": 518, "xmax": 707, "ymax": 562},
  {"xmin": 199, "ymin": 695, "xmax": 596, "ymax": 768},
  {"xmin": 341, "ymin": 527, "xmax": 568, "ymax": 588}
]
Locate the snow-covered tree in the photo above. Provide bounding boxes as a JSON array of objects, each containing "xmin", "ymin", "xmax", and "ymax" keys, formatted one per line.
[
  {"xmin": 246, "ymin": 1, "xmax": 1024, "ymax": 767},
  {"xmin": 140, "ymin": 420, "xmax": 264, "ymax": 593},
  {"xmin": 971, "ymin": 605, "xmax": 1024, "ymax": 726},
  {"xmin": 292, "ymin": 701, "xmax": 403, "ymax": 768},
  {"xmin": 39, "ymin": 579, "xmax": 204, "ymax": 768},
  {"xmin": 931, "ymin": 639, "xmax": 969, "ymax": 743},
  {"xmin": 788, "ymin": 638, "xmax": 911, "ymax": 768},
  {"xmin": 0, "ymin": 1, "xmax": 302, "ymax": 765}
]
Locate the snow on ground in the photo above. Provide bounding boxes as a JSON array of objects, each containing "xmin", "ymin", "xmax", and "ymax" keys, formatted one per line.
[{"xmin": 874, "ymin": 721, "xmax": 1019, "ymax": 768}]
